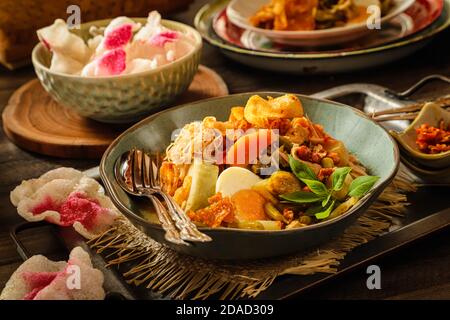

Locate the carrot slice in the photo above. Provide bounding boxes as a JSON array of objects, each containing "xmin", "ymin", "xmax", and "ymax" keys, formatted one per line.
[
  {"xmin": 231, "ymin": 189, "xmax": 268, "ymax": 221},
  {"xmin": 226, "ymin": 129, "xmax": 273, "ymax": 166}
]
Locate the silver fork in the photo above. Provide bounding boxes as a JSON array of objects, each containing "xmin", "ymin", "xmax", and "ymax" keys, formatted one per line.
[
  {"xmin": 138, "ymin": 149, "xmax": 212, "ymax": 243},
  {"xmin": 115, "ymin": 150, "xmax": 188, "ymax": 245},
  {"xmin": 130, "ymin": 150, "xmax": 190, "ymax": 245}
]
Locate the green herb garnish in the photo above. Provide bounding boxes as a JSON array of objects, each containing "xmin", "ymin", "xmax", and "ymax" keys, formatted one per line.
[
  {"xmin": 331, "ymin": 167, "xmax": 352, "ymax": 191},
  {"xmin": 281, "ymin": 156, "xmax": 378, "ymax": 220},
  {"xmin": 288, "ymin": 155, "xmax": 316, "ymax": 180},
  {"xmin": 314, "ymin": 200, "xmax": 336, "ymax": 220},
  {"xmin": 348, "ymin": 175, "xmax": 380, "ymax": 198},
  {"xmin": 280, "ymin": 191, "xmax": 325, "ymax": 204}
]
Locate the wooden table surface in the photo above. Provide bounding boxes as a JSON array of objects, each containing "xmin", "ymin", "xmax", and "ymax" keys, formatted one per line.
[{"xmin": 1, "ymin": 0, "xmax": 449, "ymax": 300}]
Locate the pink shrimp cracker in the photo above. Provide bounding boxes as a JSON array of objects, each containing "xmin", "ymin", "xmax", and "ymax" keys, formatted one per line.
[
  {"xmin": 68, "ymin": 191, "xmax": 118, "ymax": 239},
  {"xmin": 124, "ymin": 58, "xmax": 156, "ymax": 74},
  {"xmin": 104, "ymin": 17, "xmax": 141, "ymax": 36},
  {"xmin": 0, "ymin": 247, "xmax": 105, "ymax": 300},
  {"xmin": 104, "ymin": 23, "xmax": 133, "ymax": 50},
  {"xmin": 149, "ymin": 30, "xmax": 179, "ymax": 47},
  {"xmin": 94, "ymin": 17, "xmax": 141, "ymax": 57},
  {"xmin": 10, "ymin": 168, "xmax": 119, "ymax": 239},
  {"xmin": 37, "ymin": 19, "xmax": 91, "ymax": 65},
  {"xmin": 10, "ymin": 167, "xmax": 83, "ymax": 206},
  {"xmin": 50, "ymin": 52, "xmax": 85, "ymax": 74},
  {"xmin": 96, "ymin": 48, "xmax": 127, "ymax": 76},
  {"xmin": 134, "ymin": 11, "xmax": 163, "ymax": 41}
]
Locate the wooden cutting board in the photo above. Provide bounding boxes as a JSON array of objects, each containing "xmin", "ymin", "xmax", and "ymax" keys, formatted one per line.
[{"xmin": 2, "ymin": 65, "xmax": 228, "ymax": 159}]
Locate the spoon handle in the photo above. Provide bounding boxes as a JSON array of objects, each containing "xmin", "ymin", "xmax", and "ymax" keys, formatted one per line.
[{"xmin": 143, "ymin": 192, "xmax": 189, "ymax": 246}]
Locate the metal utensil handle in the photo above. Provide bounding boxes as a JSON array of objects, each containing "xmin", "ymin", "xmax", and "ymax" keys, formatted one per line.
[
  {"xmin": 313, "ymin": 74, "xmax": 450, "ymax": 107},
  {"xmin": 311, "ymin": 83, "xmax": 411, "ymax": 109},
  {"xmin": 386, "ymin": 74, "xmax": 450, "ymax": 99}
]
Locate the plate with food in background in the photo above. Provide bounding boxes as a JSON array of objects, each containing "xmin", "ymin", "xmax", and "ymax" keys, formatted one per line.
[
  {"xmin": 214, "ymin": 0, "xmax": 443, "ymax": 52},
  {"xmin": 195, "ymin": 0, "xmax": 450, "ymax": 74},
  {"xmin": 226, "ymin": 0, "xmax": 416, "ymax": 46}
]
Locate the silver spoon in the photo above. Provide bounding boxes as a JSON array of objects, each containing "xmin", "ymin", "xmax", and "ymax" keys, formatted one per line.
[{"xmin": 114, "ymin": 150, "xmax": 188, "ymax": 246}]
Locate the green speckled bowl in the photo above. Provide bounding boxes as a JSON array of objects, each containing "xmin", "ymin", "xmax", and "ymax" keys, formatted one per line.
[
  {"xmin": 32, "ymin": 18, "xmax": 202, "ymax": 123},
  {"xmin": 100, "ymin": 92, "xmax": 399, "ymax": 260}
]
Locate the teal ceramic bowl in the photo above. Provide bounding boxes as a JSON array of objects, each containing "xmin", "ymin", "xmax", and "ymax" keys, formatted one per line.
[
  {"xmin": 32, "ymin": 18, "xmax": 202, "ymax": 123},
  {"xmin": 100, "ymin": 93, "xmax": 399, "ymax": 259}
]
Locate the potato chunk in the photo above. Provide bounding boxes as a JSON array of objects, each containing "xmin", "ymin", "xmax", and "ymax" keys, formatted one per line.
[{"xmin": 244, "ymin": 94, "xmax": 304, "ymax": 128}]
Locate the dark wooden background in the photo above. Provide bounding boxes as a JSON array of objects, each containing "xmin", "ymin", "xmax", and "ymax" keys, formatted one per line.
[{"xmin": 0, "ymin": 0, "xmax": 449, "ymax": 299}]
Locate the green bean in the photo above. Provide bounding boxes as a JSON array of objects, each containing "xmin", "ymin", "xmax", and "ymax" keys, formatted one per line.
[
  {"xmin": 233, "ymin": 220, "xmax": 282, "ymax": 230},
  {"xmin": 299, "ymin": 215, "xmax": 312, "ymax": 225},
  {"xmin": 264, "ymin": 203, "xmax": 288, "ymax": 223},
  {"xmin": 232, "ymin": 221, "xmax": 264, "ymax": 230},
  {"xmin": 257, "ymin": 220, "xmax": 282, "ymax": 230},
  {"xmin": 285, "ymin": 220, "xmax": 307, "ymax": 229},
  {"xmin": 252, "ymin": 184, "xmax": 278, "ymax": 204},
  {"xmin": 326, "ymin": 197, "xmax": 358, "ymax": 220}
]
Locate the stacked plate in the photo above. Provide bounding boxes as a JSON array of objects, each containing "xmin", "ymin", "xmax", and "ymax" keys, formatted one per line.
[{"xmin": 194, "ymin": 0, "xmax": 449, "ymax": 74}]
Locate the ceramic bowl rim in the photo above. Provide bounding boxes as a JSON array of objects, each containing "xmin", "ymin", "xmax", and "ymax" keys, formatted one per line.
[
  {"xmin": 32, "ymin": 18, "xmax": 202, "ymax": 80},
  {"xmin": 100, "ymin": 92, "xmax": 400, "ymax": 235}
]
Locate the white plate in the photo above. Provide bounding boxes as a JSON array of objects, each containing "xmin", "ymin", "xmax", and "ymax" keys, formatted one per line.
[{"xmin": 226, "ymin": 0, "xmax": 415, "ymax": 46}]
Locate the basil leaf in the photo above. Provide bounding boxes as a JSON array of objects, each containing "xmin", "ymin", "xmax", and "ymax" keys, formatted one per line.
[
  {"xmin": 315, "ymin": 200, "xmax": 335, "ymax": 220},
  {"xmin": 280, "ymin": 191, "xmax": 324, "ymax": 204},
  {"xmin": 301, "ymin": 179, "xmax": 329, "ymax": 197},
  {"xmin": 322, "ymin": 193, "xmax": 332, "ymax": 207},
  {"xmin": 348, "ymin": 175, "xmax": 380, "ymax": 198},
  {"xmin": 288, "ymin": 155, "xmax": 317, "ymax": 181},
  {"xmin": 331, "ymin": 167, "xmax": 351, "ymax": 191}
]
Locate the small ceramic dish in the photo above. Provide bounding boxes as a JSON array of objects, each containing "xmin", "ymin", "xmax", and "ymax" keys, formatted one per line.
[
  {"xmin": 390, "ymin": 103, "xmax": 450, "ymax": 169},
  {"xmin": 226, "ymin": 0, "xmax": 415, "ymax": 46},
  {"xmin": 32, "ymin": 18, "xmax": 202, "ymax": 124}
]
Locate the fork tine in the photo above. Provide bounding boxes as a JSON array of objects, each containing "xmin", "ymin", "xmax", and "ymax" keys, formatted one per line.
[
  {"xmin": 142, "ymin": 151, "xmax": 157, "ymax": 189},
  {"xmin": 142, "ymin": 150, "xmax": 152, "ymax": 188},
  {"xmin": 132, "ymin": 148, "xmax": 144, "ymax": 190},
  {"xmin": 135, "ymin": 149, "xmax": 189, "ymax": 245},
  {"xmin": 147, "ymin": 152, "xmax": 163, "ymax": 188},
  {"xmin": 152, "ymin": 160, "xmax": 159, "ymax": 187},
  {"xmin": 152, "ymin": 151, "xmax": 161, "ymax": 186}
]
